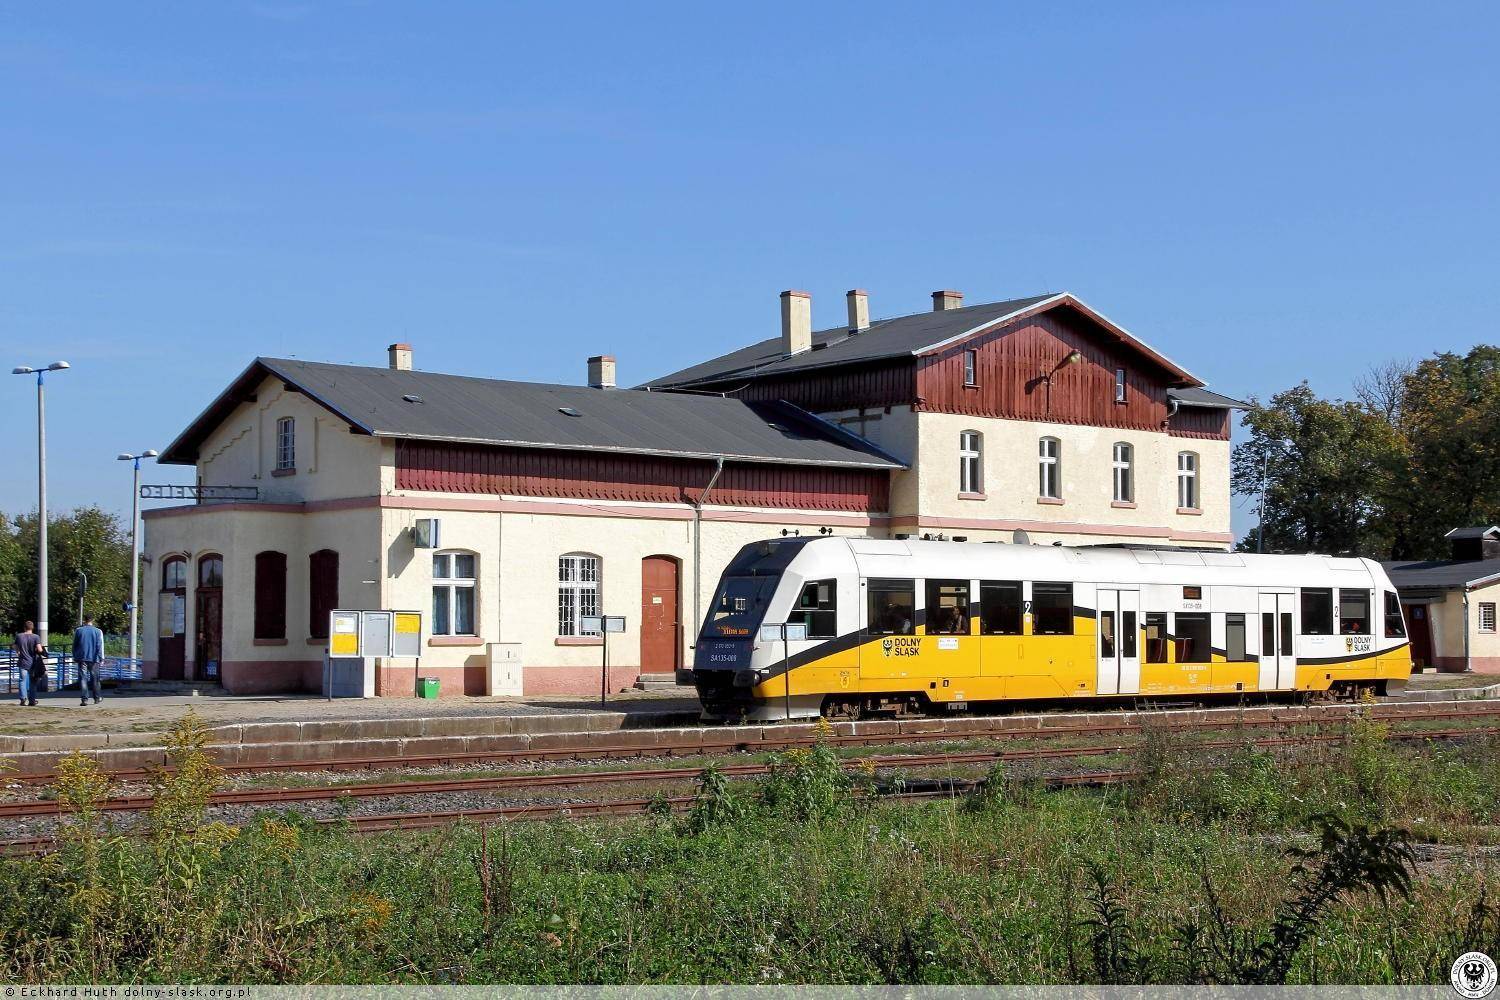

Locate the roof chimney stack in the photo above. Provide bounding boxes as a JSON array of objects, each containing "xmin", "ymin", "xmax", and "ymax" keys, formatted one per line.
[
  {"xmin": 780, "ymin": 290, "xmax": 812, "ymax": 356},
  {"xmin": 388, "ymin": 343, "xmax": 413, "ymax": 371},
  {"xmin": 932, "ymin": 289, "xmax": 964, "ymax": 311},
  {"xmin": 846, "ymin": 289, "xmax": 869, "ymax": 333},
  {"xmin": 587, "ymin": 354, "xmax": 617, "ymax": 389}
]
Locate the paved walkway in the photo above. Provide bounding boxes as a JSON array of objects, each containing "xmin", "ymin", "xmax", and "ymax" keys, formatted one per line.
[{"xmin": 0, "ymin": 688, "xmax": 699, "ymax": 739}]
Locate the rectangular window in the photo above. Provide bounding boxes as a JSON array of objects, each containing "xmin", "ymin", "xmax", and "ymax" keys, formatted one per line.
[
  {"xmin": 433, "ymin": 552, "xmax": 478, "ymax": 636},
  {"xmin": 308, "ymin": 550, "xmax": 338, "ymax": 639},
  {"xmin": 275, "ymin": 416, "xmax": 295, "ymax": 471},
  {"xmin": 866, "ymin": 579, "xmax": 915, "ymax": 636},
  {"xmin": 1262, "ymin": 612, "xmax": 1275, "ymax": 657},
  {"xmin": 788, "ymin": 579, "xmax": 837, "ymax": 640},
  {"xmin": 1114, "ymin": 367, "xmax": 1127, "ymax": 403},
  {"xmin": 979, "ymin": 581, "xmax": 1023, "ymax": 635},
  {"xmin": 1226, "ymin": 613, "xmax": 1246, "ymax": 661},
  {"xmin": 1122, "ymin": 609, "xmax": 1137, "ymax": 659},
  {"xmin": 1338, "ymin": 588, "xmax": 1370, "ymax": 635},
  {"xmin": 1177, "ymin": 452, "xmax": 1199, "ymax": 509},
  {"xmin": 253, "ymin": 551, "xmax": 287, "ymax": 641},
  {"xmin": 558, "ymin": 554, "xmax": 601, "ymax": 636},
  {"xmin": 1384, "ymin": 592, "xmax": 1406, "ymax": 637},
  {"xmin": 1032, "ymin": 582, "xmax": 1073, "ymax": 636},
  {"xmin": 1145, "ymin": 612, "xmax": 1169, "ymax": 663},
  {"xmin": 925, "ymin": 579, "xmax": 971, "ymax": 635},
  {"xmin": 1099, "ymin": 609, "xmax": 1115, "ymax": 658},
  {"xmin": 1112, "ymin": 443, "xmax": 1133, "ymax": 503},
  {"xmin": 963, "ymin": 349, "xmax": 978, "ymax": 386},
  {"xmin": 1175, "ymin": 612, "xmax": 1212, "ymax": 663},
  {"xmin": 1481, "ymin": 602, "xmax": 1497, "ymax": 634},
  {"xmin": 1280, "ymin": 611, "xmax": 1293, "ymax": 655},
  {"xmin": 959, "ymin": 431, "xmax": 983, "ymax": 494},
  {"xmin": 1038, "ymin": 438, "xmax": 1061, "ymax": 499},
  {"xmin": 1300, "ymin": 588, "xmax": 1334, "ymax": 635}
]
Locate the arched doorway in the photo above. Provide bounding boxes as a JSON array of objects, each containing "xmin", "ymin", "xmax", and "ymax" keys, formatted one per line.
[
  {"xmin": 195, "ymin": 554, "xmax": 223, "ymax": 681},
  {"xmin": 640, "ymin": 555, "xmax": 681, "ymax": 673},
  {"xmin": 158, "ymin": 556, "xmax": 187, "ymax": 680}
]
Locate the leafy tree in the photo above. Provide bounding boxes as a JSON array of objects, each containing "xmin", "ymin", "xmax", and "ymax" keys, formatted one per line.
[{"xmin": 1, "ymin": 506, "xmax": 133, "ymax": 639}]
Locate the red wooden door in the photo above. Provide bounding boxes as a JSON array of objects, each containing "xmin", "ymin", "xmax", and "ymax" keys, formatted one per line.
[
  {"xmin": 158, "ymin": 557, "xmax": 187, "ymax": 680},
  {"xmin": 640, "ymin": 556, "xmax": 681, "ymax": 673},
  {"xmin": 1406, "ymin": 603, "xmax": 1433, "ymax": 667}
]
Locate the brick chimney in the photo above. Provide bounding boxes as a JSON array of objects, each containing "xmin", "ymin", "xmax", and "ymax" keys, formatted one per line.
[
  {"xmin": 781, "ymin": 290, "xmax": 812, "ymax": 356},
  {"xmin": 932, "ymin": 290, "xmax": 964, "ymax": 311},
  {"xmin": 587, "ymin": 355, "xmax": 617, "ymax": 389},
  {"xmin": 388, "ymin": 343, "xmax": 413, "ymax": 371},
  {"xmin": 846, "ymin": 289, "xmax": 869, "ymax": 333}
]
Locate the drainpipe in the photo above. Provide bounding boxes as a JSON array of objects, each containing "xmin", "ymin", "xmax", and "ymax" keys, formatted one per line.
[{"xmin": 691, "ymin": 457, "xmax": 726, "ymax": 658}]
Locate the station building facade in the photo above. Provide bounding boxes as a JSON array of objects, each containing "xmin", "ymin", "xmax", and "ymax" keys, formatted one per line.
[
  {"xmin": 142, "ymin": 289, "xmax": 1243, "ymax": 696},
  {"xmin": 1384, "ymin": 526, "xmax": 1500, "ymax": 674}
]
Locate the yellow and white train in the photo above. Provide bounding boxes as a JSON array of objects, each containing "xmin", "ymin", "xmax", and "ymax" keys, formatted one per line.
[{"xmin": 690, "ymin": 536, "xmax": 1412, "ymax": 720}]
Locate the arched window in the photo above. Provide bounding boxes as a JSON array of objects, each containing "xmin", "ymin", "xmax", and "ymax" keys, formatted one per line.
[
  {"xmin": 432, "ymin": 550, "xmax": 478, "ymax": 636},
  {"xmin": 254, "ymin": 551, "xmax": 287, "ymax": 641},
  {"xmin": 1038, "ymin": 437, "xmax": 1062, "ymax": 500},
  {"xmin": 275, "ymin": 416, "xmax": 295, "ymax": 471},
  {"xmin": 959, "ymin": 430, "xmax": 983, "ymax": 494},
  {"xmin": 162, "ymin": 556, "xmax": 187, "ymax": 590},
  {"xmin": 1112, "ymin": 442, "xmax": 1134, "ymax": 503},
  {"xmin": 558, "ymin": 553, "xmax": 601, "ymax": 636},
  {"xmin": 308, "ymin": 549, "xmax": 339, "ymax": 639},
  {"xmin": 198, "ymin": 554, "xmax": 223, "ymax": 589},
  {"xmin": 1177, "ymin": 451, "xmax": 1200, "ymax": 510}
]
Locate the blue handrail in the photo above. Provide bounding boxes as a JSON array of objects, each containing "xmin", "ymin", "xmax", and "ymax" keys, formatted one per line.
[{"xmin": 0, "ymin": 644, "xmax": 144, "ymax": 695}]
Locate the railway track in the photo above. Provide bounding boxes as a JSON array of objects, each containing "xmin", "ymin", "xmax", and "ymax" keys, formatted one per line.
[
  {"xmin": 11, "ymin": 699, "xmax": 1500, "ymax": 786},
  {"xmin": 1, "ymin": 718, "xmax": 1491, "ymax": 821}
]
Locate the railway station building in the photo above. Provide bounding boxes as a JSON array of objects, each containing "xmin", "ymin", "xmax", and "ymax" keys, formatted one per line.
[
  {"xmin": 141, "ymin": 288, "xmax": 1244, "ymax": 696},
  {"xmin": 1384, "ymin": 526, "xmax": 1500, "ymax": 673}
]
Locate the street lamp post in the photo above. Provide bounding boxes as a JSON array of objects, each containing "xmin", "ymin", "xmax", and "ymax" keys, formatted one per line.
[
  {"xmin": 118, "ymin": 450, "xmax": 159, "ymax": 673},
  {"xmin": 11, "ymin": 362, "xmax": 70, "ymax": 646},
  {"xmin": 1256, "ymin": 438, "xmax": 1295, "ymax": 554}
]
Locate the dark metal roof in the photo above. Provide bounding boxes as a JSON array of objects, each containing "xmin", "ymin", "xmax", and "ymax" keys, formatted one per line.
[
  {"xmin": 1169, "ymin": 386, "xmax": 1249, "ymax": 409},
  {"xmin": 643, "ymin": 292, "xmax": 1203, "ymax": 389},
  {"xmin": 1381, "ymin": 559, "xmax": 1500, "ymax": 590},
  {"xmin": 159, "ymin": 358, "xmax": 907, "ymax": 470},
  {"xmin": 1444, "ymin": 526, "xmax": 1500, "ymax": 540}
]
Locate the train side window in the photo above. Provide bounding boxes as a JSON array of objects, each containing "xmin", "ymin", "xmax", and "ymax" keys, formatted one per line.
[
  {"xmin": 1300, "ymin": 588, "xmax": 1334, "ymax": 635},
  {"xmin": 1383, "ymin": 591, "xmax": 1406, "ymax": 637},
  {"xmin": 1099, "ymin": 609, "xmax": 1115, "ymax": 658},
  {"xmin": 1145, "ymin": 612, "xmax": 1169, "ymax": 663},
  {"xmin": 925, "ymin": 579, "xmax": 971, "ymax": 634},
  {"xmin": 1338, "ymin": 589, "xmax": 1370, "ymax": 635},
  {"xmin": 789, "ymin": 579, "xmax": 837, "ymax": 639},
  {"xmin": 1226, "ymin": 613, "xmax": 1247, "ymax": 661},
  {"xmin": 979, "ymin": 581, "xmax": 1023, "ymax": 635},
  {"xmin": 866, "ymin": 579, "xmax": 915, "ymax": 636},
  {"xmin": 1121, "ymin": 609, "xmax": 1137, "ymax": 658},
  {"xmin": 1280, "ymin": 611, "xmax": 1293, "ymax": 655},
  {"xmin": 1032, "ymin": 582, "xmax": 1074, "ymax": 636},
  {"xmin": 1175, "ymin": 612, "xmax": 1211, "ymax": 663},
  {"xmin": 1262, "ymin": 612, "xmax": 1275, "ymax": 656}
]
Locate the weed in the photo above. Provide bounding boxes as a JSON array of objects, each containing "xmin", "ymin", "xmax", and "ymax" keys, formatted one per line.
[{"xmin": 685, "ymin": 762, "xmax": 747, "ymax": 833}]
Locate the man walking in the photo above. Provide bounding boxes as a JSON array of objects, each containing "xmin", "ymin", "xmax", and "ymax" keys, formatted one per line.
[
  {"xmin": 14, "ymin": 621, "xmax": 40, "ymax": 707},
  {"xmin": 72, "ymin": 615, "xmax": 105, "ymax": 706}
]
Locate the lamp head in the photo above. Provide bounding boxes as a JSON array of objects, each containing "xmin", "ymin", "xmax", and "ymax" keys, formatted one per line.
[
  {"xmin": 46, "ymin": 361, "xmax": 70, "ymax": 371},
  {"xmin": 143, "ymin": 449, "xmax": 159, "ymax": 458},
  {"xmin": 1063, "ymin": 350, "xmax": 1082, "ymax": 366},
  {"xmin": 117, "ymin": 453, "xmax": 134, "ymax": 461},
  {"xmin": 11, "ymin": 366, "xmax": 36, "ymax": 375}
]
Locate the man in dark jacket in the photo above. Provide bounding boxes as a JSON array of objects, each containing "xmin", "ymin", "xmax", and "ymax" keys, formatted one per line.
[
  {"xmin": 14, "ymin": 621, "xmax": 40, "ymax": 707},
  {"xmin": 72, "ymin": 615, "xmax": 105, "ymax": 706}
]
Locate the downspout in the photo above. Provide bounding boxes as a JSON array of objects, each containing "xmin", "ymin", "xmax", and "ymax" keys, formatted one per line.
[
  {"xmin": 691, "ymin": 457, "xmax": 726, "ymax": 661},
  {"xmin": 1462, "ymin": 588, "xmax": 1473, "ymax": 673}
]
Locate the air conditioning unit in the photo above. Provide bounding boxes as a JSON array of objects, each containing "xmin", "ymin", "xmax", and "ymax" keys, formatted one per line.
[{"xmin": 486, "ymin": 642, "xmax": 523, "ymax": 696}]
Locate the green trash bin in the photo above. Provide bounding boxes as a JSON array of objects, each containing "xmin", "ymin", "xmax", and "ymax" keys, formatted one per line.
[{"xmin": 418, "ymin": 676, "xmax": 441, "ymax": 699}]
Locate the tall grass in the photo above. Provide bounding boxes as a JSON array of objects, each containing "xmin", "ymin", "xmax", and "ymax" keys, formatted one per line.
[{"xmin": 0, "ymin": 713, "xmax": 1495, "ymax": 984}]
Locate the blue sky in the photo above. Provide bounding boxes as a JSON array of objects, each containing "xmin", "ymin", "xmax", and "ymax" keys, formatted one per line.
[{"xmin": 2, "ymin": 2, "xmax": 1496, "ymax": 540}]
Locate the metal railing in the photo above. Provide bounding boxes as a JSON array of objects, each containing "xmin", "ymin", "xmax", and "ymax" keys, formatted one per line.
[{"xmin": 0, "ymin": 643, "xmax": 143, "ymax": 696}]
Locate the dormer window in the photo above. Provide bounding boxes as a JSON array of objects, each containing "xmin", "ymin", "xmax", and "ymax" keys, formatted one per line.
[{"xmin": 275, "ymin": 417, "xmax": 295, "ymax": 471}]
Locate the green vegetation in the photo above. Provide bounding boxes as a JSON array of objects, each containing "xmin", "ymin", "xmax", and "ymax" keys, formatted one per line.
[
  {"xmin": 2, "ymin": 713, "xmax": 1498, "ymax": 984},
  {"xmin": 1, "ymin": 506, "xmax": 133, "ymax": 637}
]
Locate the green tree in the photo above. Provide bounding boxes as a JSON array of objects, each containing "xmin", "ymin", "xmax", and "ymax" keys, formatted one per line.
[
  {"xmin": 1, "ymin": 507, "xmax": 133, "ymax": 639},
  {"xmin": 1232, "ymin": 383, "xmax": 1401, "ymax": 555}
]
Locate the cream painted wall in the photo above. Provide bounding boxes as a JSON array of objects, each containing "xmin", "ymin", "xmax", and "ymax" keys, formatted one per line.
[
  {"xmin": 1427, "ymin": 582, "xmax": 1500, "ymax": 668},
  {"xmin": 823, "ymin": 406, "xmax": 920, "ymax": 518},
  {"xmin": 196, "ymin": 377, "xmax": 383, "ymax": 503},
  {"xmin": 909, "ymin": 411, "xmax": 1231, "ymax": 545}
]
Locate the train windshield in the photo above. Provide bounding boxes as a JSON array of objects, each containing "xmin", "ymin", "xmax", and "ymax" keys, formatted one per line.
[{"xmin": 703, "ymin": 576, "xmax": 777, "ymax": 639}]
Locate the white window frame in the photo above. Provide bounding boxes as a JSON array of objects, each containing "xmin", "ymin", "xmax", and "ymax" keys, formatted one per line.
[
  {"xmin": 558, "ymin": 552, "xmax": 601, "ymax": 636},
  {"xmin": 959, "ymin": 430, "xmax": 983, "ymax": 494},
  {"xmin": 1481, "ymin": 602, "xmax": 1497, "ymax": 633},
  {"xmin": 1112, "ymin": 442, "xmax": 1134, "ymax": 503},
  {"xmin": 432, "ymin": 550, "xmax": 478, "ymax": 636},
  {"xmin": 275, "ymin": 417, "xmax": 295, "ymax": 471},
  {"xmin": 1038, "ymin": 437, "xmax": 1061, "ymax": 499},
  {"xmin": 1114, "ymin": 368, "xmax": 1127, "ymax": 403},
  {"xmin": 1178, "ymin": 451, "xmax": 1199, "ymax": 510},
  {"xmin": 963, "ymin": 349, "xmax": 978, "ymax": 387}
]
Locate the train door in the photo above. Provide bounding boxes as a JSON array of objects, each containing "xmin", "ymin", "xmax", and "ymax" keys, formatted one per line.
[
  {"xmin": 1258, "ymin": 592, "xmax": 1296, "ymax": 689},
  {"xmin": 1096, "ymin": 589, "xmax": 1140, "ymax": 695}
]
